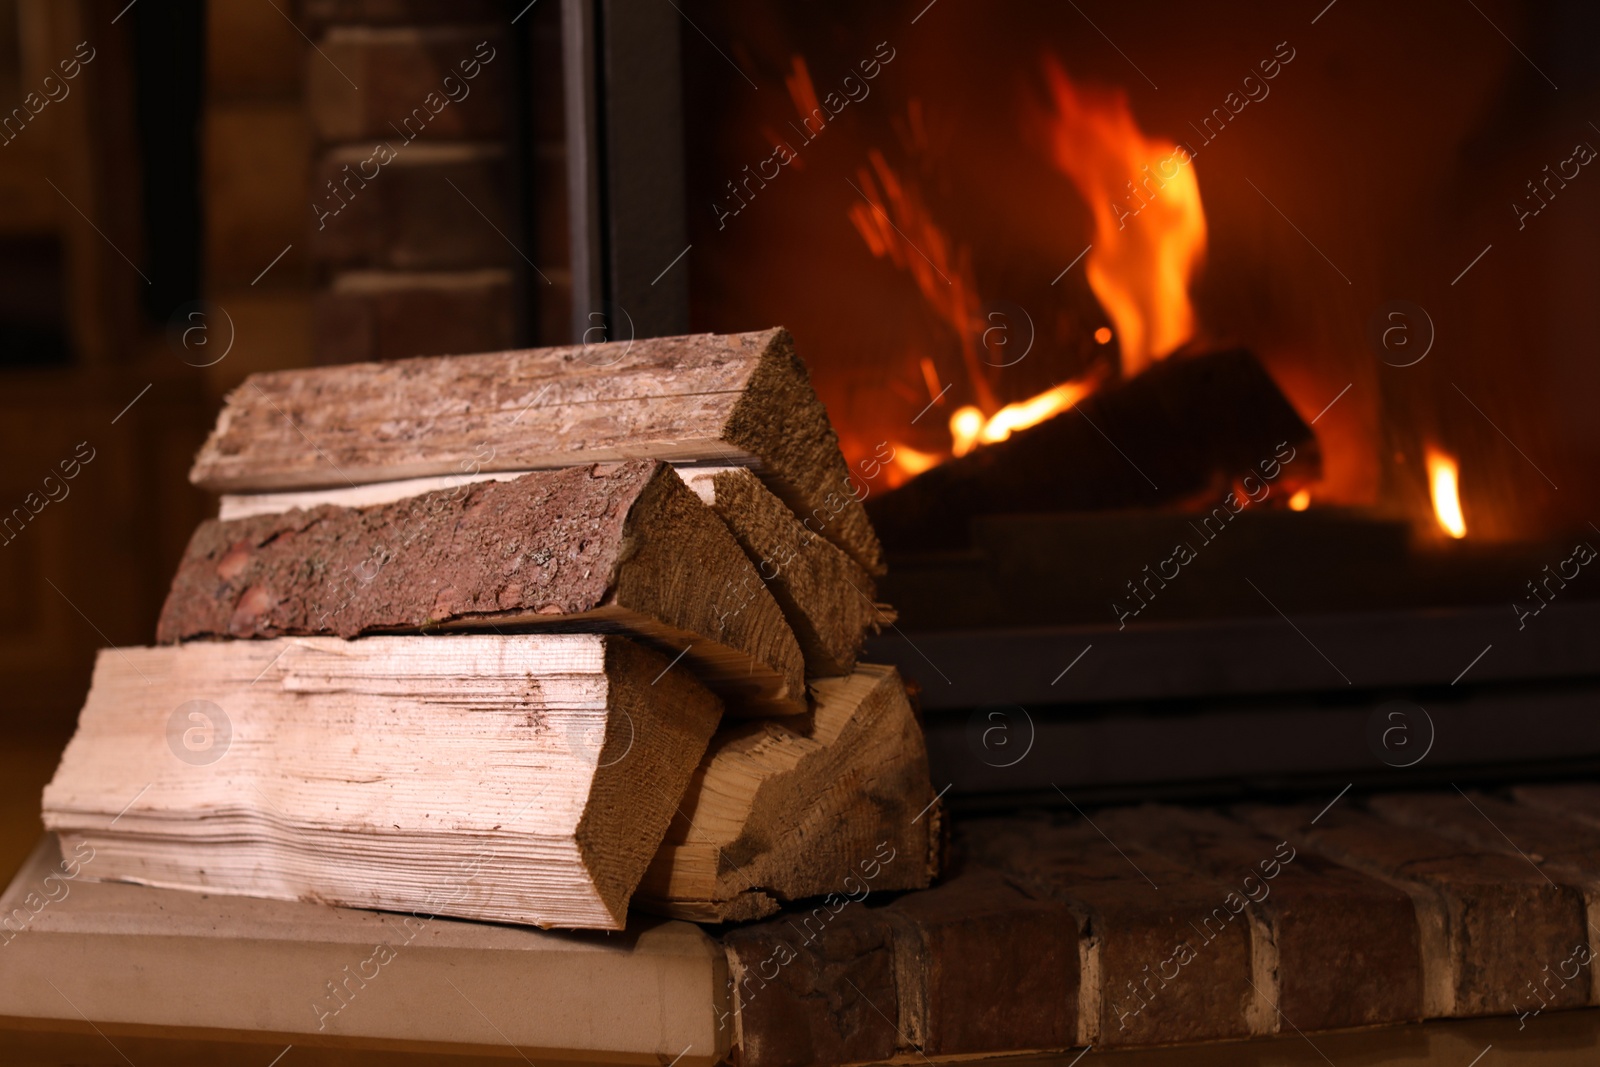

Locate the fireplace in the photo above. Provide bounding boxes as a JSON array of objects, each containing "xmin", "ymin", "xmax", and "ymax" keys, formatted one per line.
[{"xmin": 557, "ymin": 0, "xmax": 1600, "ymax": 801}]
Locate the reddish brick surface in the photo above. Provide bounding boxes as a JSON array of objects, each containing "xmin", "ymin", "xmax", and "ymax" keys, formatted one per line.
[
  {"xmin": 1100, "ymin": 805, "xmax": 1425, "ymax": 1033},
  {"xmin": 1373, "ymin": 790, "xmax": 1600, "ymax": 887},
  {"xmin": 312, "ymin": 269, "xmax": 513, "ymax": 363},
  {"xmin": 725, "ymin": 796, "xmax": 1600, "ymax": 1065},
  {"xmin": 307, "ymin": 27, "xmax": 510, "ymax": 143},
  {"xmin": 886, "ymin": 868, "xmax": 1079, "ymax": 1056},
  {"xmin": 959, "ymin": 815, "xmax": 1253, "ymax": 1048},
  {"xmin": 309, "ymin": 144, "xmax": 510, "ymax": 270},
  {"xmin": 723, "ymin": 906, "xmax": 899, "ymax": 1067},
  {"xmin": 1512, "ymin": 783, "xmax": 1600, "ymax": 831},
  {"xmin": 1241, "ymin": 803, "xmax": 1588, "ymax": 1018},
  {"xmin": 1371, "ymin": 790, "xmax": 1600, "ymax": 1010}
]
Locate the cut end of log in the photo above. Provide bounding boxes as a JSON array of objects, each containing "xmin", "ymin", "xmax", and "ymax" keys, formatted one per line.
[
  {"xmin": 678, "ymin": 466, "xmax": 884, "ymax": 678},
  {"xmin": 634, "ymin": 663, "xmax": 938, "ymax": 923}
]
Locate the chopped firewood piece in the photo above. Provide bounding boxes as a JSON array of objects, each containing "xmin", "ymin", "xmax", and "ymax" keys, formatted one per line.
[
  {"xmin": 679, "ymin": 466, "xmax": 884, "ymax": 677},
  {"xmin": 42, "ymin": 634, "xmax": 722, "ymax": 931},
  {"xmin": 158, "ymin": 461, "xmax": 806, "ymax": 716},
  {"xmin": 188, "ymin": 327, "xmax": 884, "ymax": 575},
  {"xmin": 635, "ymin": 664, "xmax": 937, "ymax": 921}
]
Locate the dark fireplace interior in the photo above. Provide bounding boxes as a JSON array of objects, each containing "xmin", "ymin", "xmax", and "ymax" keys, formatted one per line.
[{"xmin": 596, "ymin": 0, "xmax": 1600, "ymax": 804}]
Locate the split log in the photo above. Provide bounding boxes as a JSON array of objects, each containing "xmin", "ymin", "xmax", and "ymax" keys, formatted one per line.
[
  {"xmin": 213, "ymin": 465, "xmax": 891, "ymax": 679},
  {"xmin": 157, "ymin": 460, "xmax": 806, "ymax": 717},
  {"xmin": 634, "ymin": 664, "xmax": 938, "ymax": 922},
  {"xmin": 42, "ymin": 634, "xmax": 723, "ymax": 930},
  {"xmin": 867, "ymin": 348, "xmax": 1320, "ymax": 550},
  {"xmin": 215, "ymin": 470, "xmax": 538, "ymax": 520},
  {"xmin": 679, "ymin": 467, "xmax": 885, "ymax": 678},
  {"xmin": 188, "ymin": 327, "xmax": 885, "ymax": 576}
]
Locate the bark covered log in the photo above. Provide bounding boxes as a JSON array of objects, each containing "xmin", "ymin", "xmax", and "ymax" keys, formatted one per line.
[
  {"xmin": 158, "ymin": 460, "xmax": 806, "ymax": 716},
  {"xmin": 189, "ymin": 327, "xmax": 885, "ymax": 576}
]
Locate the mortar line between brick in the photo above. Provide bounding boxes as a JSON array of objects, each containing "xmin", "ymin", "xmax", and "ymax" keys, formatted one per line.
[
  {"xmin": 843, "ymin": 975, "xmax": 933, "ymax": 1066},
  {"xmin": 1243, "ymin": 975, "xmax": 1337, "ymax": 1067}
]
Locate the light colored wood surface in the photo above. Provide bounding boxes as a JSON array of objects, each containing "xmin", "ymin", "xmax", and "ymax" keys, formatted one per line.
[
  {"xmin": 637, "ymin": 664, "xmax": 938, "ymax": 922},
  {"xmin": 186, "ymin": 327, "xmax": 885, "ymax": 576},
  {"xmin": 0, "ymin": 837, "xmax": 729, "ymax": 1063},
  {"xmin": 41, "ymin": 634, "xmax": 721, "ymax": 929},
  {"xmin": 217, "ymin": 469, "xmax": 535, "ymax": 519}
]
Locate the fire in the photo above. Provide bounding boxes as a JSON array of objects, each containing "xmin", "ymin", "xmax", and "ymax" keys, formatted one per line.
[
  {"xmin": 888, "ymin": 443, "xmax": 942, "ymax": 484},
  {"xmin": 846, "ymin": 149, "xmax": 997, "ymax": 414},
  {"xmin": 1425, "ymin": 447, "xmax": 1467, "ymax": 539},
  {"xmin": 949, "ymin": 378, "xmax": 1099, "ymax": 457},
  {"xmin": 1288, "ymin": 489, "xmax": 1311, "ymax": 511},
  {"xmin": 821, "ymin": 60, "xmax": 1208, "ymax": 474},
  {"xmin": 1043, "ymin": 60, "xmax": 1207, "ymax": 376}
]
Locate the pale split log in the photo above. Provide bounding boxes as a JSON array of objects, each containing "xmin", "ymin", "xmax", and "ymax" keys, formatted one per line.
[
  {"xmin": 41, "ymin": 634, "xmax": 722, "ymax": 931},
  {"xmin": 188, "ymin": 327, "xmax": 885, "ymax": 575},
  {"xmin": 158, "ymin": 460, "xmax": 807, "ymax": 717}
]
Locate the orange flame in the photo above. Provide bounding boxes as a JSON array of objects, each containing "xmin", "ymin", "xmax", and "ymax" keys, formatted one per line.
[
  {"xmin": 1043, "ymin": 60, "xmax": 1207, "ymax": 376},
  {"xmin": 846, "ymin": 149, "xmax": 997, "ymax": 413},
  {"xmin": 1425, "ymin": 447, "xmax": 1467, "ymax": 539},
  {"xmin": 949, "ymin": 378, "xmax": 1099, "ymax": 457},
  {"xmin": 822, "ymin": 61, "xmax": 1210, "ymax": 474},
  {"xmin": 888, "ymin": 443, "xmax": 942, "ymax": 485},
  {"xmin": 843, "ymin": 137, "xmax": 1101, "ymax": 462}
]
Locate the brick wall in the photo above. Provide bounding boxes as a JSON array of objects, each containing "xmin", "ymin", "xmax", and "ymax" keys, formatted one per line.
[{"xmin": 298, "ymin": 0, "xmax": 531, "ymax": 364}]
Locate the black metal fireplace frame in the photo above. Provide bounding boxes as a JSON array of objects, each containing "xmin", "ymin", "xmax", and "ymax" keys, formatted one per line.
[
  {"xmin": 560, "ymin": 0, "xmax": 691, "ymax": 342},
  {"xmin": 557, "ymin": 3, "xmax": 1600, "ymax": 806}
]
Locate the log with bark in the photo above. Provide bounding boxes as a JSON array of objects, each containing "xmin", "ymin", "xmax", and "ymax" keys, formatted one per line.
[
  {"xmin": 189, "ymin": 327, "xmax": 885, "ymax": 576},
  {"xmin": 867, "ymin": 348, "xmax": 1320, "ymax": 550},
  {"xmin": 215, "ymin": 465, "xmax": 893, "ymax": 680},
  {"xmin": 157, "ymin": 460, "xmax": 807, "ymax": 717},
  {"xmin": 42, "ymin": 634, "xmax": 722, "ymax": 930}
]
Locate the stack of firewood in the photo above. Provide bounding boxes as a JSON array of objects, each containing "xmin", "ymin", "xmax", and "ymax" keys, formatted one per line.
[{"xmin": 42, "ymin": 329, "xmax": 939, "ymax": 929}]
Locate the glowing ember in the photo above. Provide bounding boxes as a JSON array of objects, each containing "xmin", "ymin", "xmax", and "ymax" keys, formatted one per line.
[
  {"xmin": 887, "ymin": 443, "xmax": 942, "ymax": 486},
  {"xmin": 1043, "ymin": 60, "xmax": 1207, "ymax": 376},
  {"xmin": 1425, "ymin": 447, "xmax": 1467, "ymax": 539},
  {"xmin": 949, "ymin": 406, "xmax": 985, "ymax": 457},
  {"xmin": 1288, "ymin": 488, "xmax": 1311, "ymax": 511},
  {"xmin": 948, "ymin": 378, "xmax": 1098, "ymax": 457},
  {"xmin": 1094, "ymin": 326, "xmax": 1113, "ymax": 345}
]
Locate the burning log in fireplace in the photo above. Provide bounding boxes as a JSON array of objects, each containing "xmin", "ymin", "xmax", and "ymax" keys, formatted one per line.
[{"xmin": 866, "ymin": 347, "xmax": 1320, "ymax": 550}]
